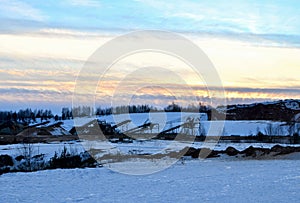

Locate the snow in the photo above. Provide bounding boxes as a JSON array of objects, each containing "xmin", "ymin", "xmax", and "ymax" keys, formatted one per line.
[
  {"xmin": 0, "ymin": 141, "xmax": 85, "ymax": 160},
  {"xmin": 294, "ymin": 114, "xmax": 300, "ymax": 122},
  {"xmin": 2, "ymin": 112, "xmax": 299, "ymax": 202},
  {"xmin": 1, "ymin": 131, "xmax": 300, "ymax": 202},
  {"xmin": 96, "ymin": 113, "xmax": 289, "ymax": 136},
  {"xmin": 285, "ymin": 100, "xmax": 300, "ymax": 110},
  {"xmin": 1, "ymin": 159, "xmax": 299, "ymax": 202},
  {"xmin": 202, "ymin": 120, "xmax": 289, "ymax": 136},
  {"xmin": 101, "ymin": 112, "xmax": 208, "ymax": 123},
  {"xmin": 98, "ymin": 112, "xmax": 207, "ymax": 134},
  {"xmin": 95, "ymin": 112, "xmax": 289, "ymax": 136},
  {"xmin": 35, "ymin": 112, "xmax": 291, "ymax": 137},
  {"xmin": 62, "ymin": 117, "xmax": 95, "ymax": 131},
  {"xmin": 223, "ymin": 99, "xmax": 300, "ymax": 111},
  {"xmin": 1, "ymin": 140, "xmax": 300, "ymax": 164},
  {"xmin": 35, "ymin": 117, "xmax": 95, "ymax": 132}
]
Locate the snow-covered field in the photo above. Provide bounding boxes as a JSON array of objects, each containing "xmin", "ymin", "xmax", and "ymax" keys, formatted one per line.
[
  {"xmin": 1, "ymin": 127, "xmax": 300, "ymax": 202},
  {"xmin": 40, "ymin": 112, "xmax": 292, "ymax": 136},
  {"xmin": 1, "ymin": 112, "xmax": 299, "ymax": 202},
  {"xmin": 1, "ymin": 159, "xmax": 299, "ymax": 202},
  {"xmin": 97, "ymin": 113, "xmax": 290, "ymax": 136},
  {"xmin": 2, "ymin": 140, "xmax": 299, "ymax": 161}
]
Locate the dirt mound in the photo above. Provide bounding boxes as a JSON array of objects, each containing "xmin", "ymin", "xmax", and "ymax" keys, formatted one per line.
[{"xmin": 183, "ymin": 145, "xmax": 300, "ymax": 159}]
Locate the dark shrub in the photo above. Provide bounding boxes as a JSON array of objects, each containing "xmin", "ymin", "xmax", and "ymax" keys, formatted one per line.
[
  {"xmin": 241, "ymin": 146, "xmax": 256, "ymax": 157},
  {"xmin": 271, "ymin": 145, "xmax": 300, "ymax": 155},
  {"xmin": 199, "ymin": 148, "xmax": 213, "ymax": 159},
  {"xmin": 184, "ymin": 147, "xmax": 200, "ymax": 158},
  {"xmin": 49, "ymin": 146, "xmax": 82, "ymax": 169},
  {"xmin": 49, "ymin": 146, "xmax": 97, "ymax": 169},
  {"xmin": 0, "ymin": 167, "xmax": 10, "ymax": 175},
  {"xmin": 15, "ymin": 155, "xmax": 25, "ymax": 161},
  {"xmin": 0, "ymin": 154, "xmax": 13, "ymax": 167},
  {"xmin": 80, "ymin": 151, "xmax": 97, "ymax": 168},
  {"xmin": 225, "ymin": 147, "xmax": 239, "ymax": 156}
]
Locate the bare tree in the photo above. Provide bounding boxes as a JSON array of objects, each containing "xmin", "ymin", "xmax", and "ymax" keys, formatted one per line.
[
  {"xmin": 18, "ymin": 143, "xmax": 35, "ymax": 171},
  {"xmin": 198, "ymin": 122, "xmax": 206, "ymax": 136},
  {"xmin": 289, "ymin": 113, "xmax": 300, "ymax": 136},
  {"xmin": 264, "ymin": 124, "xmax": 283, "ymax": 136}
]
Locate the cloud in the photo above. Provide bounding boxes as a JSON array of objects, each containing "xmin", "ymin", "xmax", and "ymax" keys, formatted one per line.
[
  {"xmin": 0, "ymin": 87, "xmax": 73, "ymax": 114},
  {"xmin": 0, "ymin": 87, "xmax": 72, "ymax": 95},
  {"xmin": 0, "ymin": 1, "xmax": 299, "ymax": 48},
  {"xmin": 66, "ymin": 0, "xmax": 101, "ymax": 7},
  {"xmin": 224, "ymin": 87, "xmax": 300, "ymax": 95},
  {"xmin": 0, "ymin": 0, "xmax": 46, "ymax": 21},
  {"xmin": 139, "ymin": 0, "xmax": 300, "ymax": 36},
  {"xmin": 167, "ymin": 13, "xmax": 204, "ymax": 22},
  {"xmin": 190, "ymin": 85, "xmax": 300, "ymax": 96},
  {"xmin": 38, "ymin": 28, "xmax": 104, "ymax": 38},
  {"xmin": 0, "ymin": 55, "xmax": 82, "ymax": 82},
  {"xmin": 0, "ymin": 32, "xmax": 104, "ymax": 60}
]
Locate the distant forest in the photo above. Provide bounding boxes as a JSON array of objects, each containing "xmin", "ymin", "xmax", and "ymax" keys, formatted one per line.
[{"xmin": 0, "ymin": 103, "xmax": 210, "ymax": 123}]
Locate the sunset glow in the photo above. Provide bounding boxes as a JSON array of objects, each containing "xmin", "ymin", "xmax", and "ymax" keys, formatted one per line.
[{"xmin": 0, "ymin": 0, "xmax": 299, "ymax": 112}]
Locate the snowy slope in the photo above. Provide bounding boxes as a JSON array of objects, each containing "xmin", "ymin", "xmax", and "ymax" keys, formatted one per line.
[
  {"xmin": 1, "ymin": 159, "xmax": 299, "ymax": 202},
  {"xmin": 0, "ymin": 141, "xmax": 85, "ymax": 160},
  {"xmin": 2, "ymin": 140, "xmax": 299, "ymax": 162},
  {"xmin": 98, "ymin": 113, "xmax": 289, "ymax": 136},
  {"xmin": 224, "ymin": 99, "xmax": 300, "ymax": 111},
  {"xmin": 39, "ymin": 112, "xmax": 291, "ymax": 136},
  {"xmin": 201, "ymin": 120, "xmax": 289, "ymax": 136},
  {"xmin": 98, "ymin": 112, "xmax": 207, "ymax": 133}
]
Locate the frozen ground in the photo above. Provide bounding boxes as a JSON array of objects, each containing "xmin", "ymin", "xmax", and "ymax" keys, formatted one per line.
[
  {"xmin": 41, "ymin": 112, "xmax": 291, "ymax": 136},
  {"xmin": 1, "ymin": 137, "xmax": 299, "ymax": 202},
  {"xmin": 98, "ymin": 113, "xmax": 289, "ymax": 136},
  {"xmin": 1, "ymin": 113, "xmax": 297, "ymax": 202},
  {"xmin": 1, "ymin": 159, "xmax": 299, "ymax": 202},
  {"xmin": 0, "ymin": 140, "xmax": 300, "ymax": 159},
  {"xmin": 2, "ymin": 140, "xmax": 300, "ymax": 161}
]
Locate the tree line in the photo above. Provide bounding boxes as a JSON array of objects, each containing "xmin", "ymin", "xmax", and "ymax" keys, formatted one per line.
[
  {"xmin": 0, "ymin": 103, "xmax": 211, "ymax": 122},
  {"xmin": 0, "ymin": 109, "xmax": 54, "ymax": 123}
]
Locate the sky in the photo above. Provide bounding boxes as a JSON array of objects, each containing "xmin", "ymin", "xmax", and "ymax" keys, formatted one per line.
[{"xmin": 0, "ymin": 0, "xmax": 300, "ymax": 113}]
